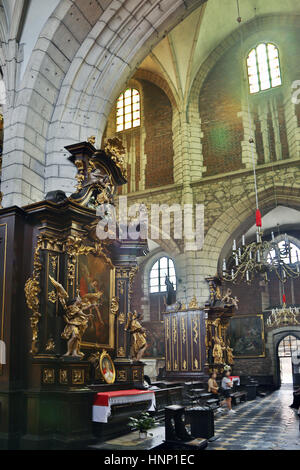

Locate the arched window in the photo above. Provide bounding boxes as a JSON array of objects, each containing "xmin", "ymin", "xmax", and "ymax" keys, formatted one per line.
[
  {"xmin": 150, "ymin": 256, "xmax": 176, "ymax": 293},
  {"xmin": 116, "ymin": 88, "xmax": 140, "ymax": 132},
  {"xmin": 247, "ymin": 43, "xmax": 281, "ymax": 94},
  {"xmin": 267, "ymin": 238, "xmax": 300, "ymax": 265}
]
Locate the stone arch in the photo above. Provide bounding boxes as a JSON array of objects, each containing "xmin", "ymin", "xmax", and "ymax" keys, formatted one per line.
[
  {"xmin": 266, "ymin": 327, "xmax": 300, "ymax": 388},
  {"xmin": 133, "ymin": 69, "xmax": 179, "ymax": 111},
  {"xmin": 199, "ymin": 184, "xmax": 300, "ymax": 279},
  {"xmin": 1, "ymin": 0, "xmax": 206, "ymax": 206}
]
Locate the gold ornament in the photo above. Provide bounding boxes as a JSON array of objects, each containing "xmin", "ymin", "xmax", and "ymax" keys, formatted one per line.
[
  {"xmin": 104, "ymin": 137, "xmax": 127, "ymax": 178},
  {"xmin": 45, "ymin": 337, "xmax": 55, "ymax": 352},
  {"xmin": 25, "ymin": 236, "xmax": 43, "ymax": 354},
  {"xmin": 87, "ymin": 135, "xmax": 96, "ymax": 145},
  {"xmin": 189, "ymin": 296, "xmax": 199, "ymax": 309},
  {"xmin": 48, "ymin": 290, "xmax": 57, "ymax": 303}
]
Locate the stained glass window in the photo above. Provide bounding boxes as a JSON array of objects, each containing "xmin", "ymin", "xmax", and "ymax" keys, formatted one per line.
[
  {"xmin": 247, "ymin": 43, "xmax": 281, "ymax": 94},
  {"xmin": 116, "ymin": 88, "xmax": 140, "ymax": 132}
]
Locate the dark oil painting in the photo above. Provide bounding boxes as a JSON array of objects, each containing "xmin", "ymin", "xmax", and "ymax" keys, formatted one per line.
[
  {"xmin": 228, "ymin": 314, "xmax": 265, "ymax": 358},
  {"xmin": 78, "ymin": 253, "xmax": 112, "ymax": 347}
]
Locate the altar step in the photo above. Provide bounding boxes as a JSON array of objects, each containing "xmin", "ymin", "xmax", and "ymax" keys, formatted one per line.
[{"xmin": 88, "ymin": 425, "xmax": 208, "ymax": 451}]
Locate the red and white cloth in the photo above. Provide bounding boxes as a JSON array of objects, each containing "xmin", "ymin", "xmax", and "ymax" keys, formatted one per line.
[
  {"xmin": 230, "ymin": 376, "xmax": 240, "ymax": 386},
  {"xmin": 92, "ymin": 389, "xmax": 156, "ymax": 423}
]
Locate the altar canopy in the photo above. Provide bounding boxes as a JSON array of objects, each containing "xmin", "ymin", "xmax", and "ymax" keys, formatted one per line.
[{"xmin": 93, "ymin": 389, "xmax": 156, "ymax": 423}]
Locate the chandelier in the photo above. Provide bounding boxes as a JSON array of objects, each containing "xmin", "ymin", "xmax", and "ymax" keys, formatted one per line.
[
  {"xmin": 221, "ymin": 3, "xmax": 300, "ymax": 285},
  {"xmin": 266, "ymin": 294, "xmax": 300, "ymax": 329},
  {"xmin": 222, "ymin": 213, "xmax": 300, "ymax": 283}
]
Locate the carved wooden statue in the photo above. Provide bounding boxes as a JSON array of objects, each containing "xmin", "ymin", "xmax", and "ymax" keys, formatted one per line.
[
  {"xmin": 212, "ymin": 337, "xmax": 224, "ymax": 364},
  {"xmin": 226, "ymin": 342, "xmax": 234, "ymax": 365},
  {"xmin": 49, "ymin": 275, "xmax": 103, "ymax": 357},
  {"xmin": 165, "ymin": 275, "xmax": 176, "ymax": 305},
  {"xmin": 125, "ymin": 310, "xmax": 147, "ymax": 362},
  {"xmin": 222, "ymin": 288, "xmax": 239, "ymax": 309}
]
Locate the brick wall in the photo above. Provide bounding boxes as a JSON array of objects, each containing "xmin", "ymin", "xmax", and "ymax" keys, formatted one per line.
[
  {"xmin": 199, "ymin": 44, "xmax": 244, "ymax": 176},
  {"xmin": 142, "ymin": 80, "xmax": 174, "ymax": 189},
  {"xmin": 103, "ymin": 79, "xmax": 174, "ymax": 193}
]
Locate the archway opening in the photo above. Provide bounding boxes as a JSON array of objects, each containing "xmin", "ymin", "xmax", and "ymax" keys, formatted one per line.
[{"xmin": 277, "ymin": 335, "xmax": 300, "ymax": 385}]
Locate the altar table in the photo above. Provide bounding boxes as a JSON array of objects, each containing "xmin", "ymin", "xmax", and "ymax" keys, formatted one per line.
[{"xmin": 93, "ymin": 389, "xmax": 156, "ymax": 423}]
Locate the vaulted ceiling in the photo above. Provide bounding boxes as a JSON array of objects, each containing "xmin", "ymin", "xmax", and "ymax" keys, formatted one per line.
[{"xmin": 139, "ymin": 0, "xmax": 300, "ymax": 103}]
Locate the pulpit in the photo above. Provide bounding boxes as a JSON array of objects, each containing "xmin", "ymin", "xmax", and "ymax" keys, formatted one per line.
[
  {"xmin": 0, "ymin": 138, "xmax": 148, "ymax": 449},
  {"xmin": 204, "ymin": 277, "xmax": 236, "ymax": 374},
  {"xmin": 163, "ymin": 297, "xmax": 207, "ymax": 380},
  {"xmin": 163, "ymin": 278, "xmax": 237, "ymax": 381}
]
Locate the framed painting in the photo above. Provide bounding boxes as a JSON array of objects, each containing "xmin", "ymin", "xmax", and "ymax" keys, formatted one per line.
[
  {"xmin": 77, "ymin": 253, "xmax": 115, "ymax": 350},
  {"xmin": 143, "ymin": 321, "xmax": 165, "ymax": 358},
  {"xmin": 228, "ymin": 314, "xmax": 265, "ymax": 358},
  {"xmin": 99, "ymin": 350, "xmax": 116, "ymax": 384}
]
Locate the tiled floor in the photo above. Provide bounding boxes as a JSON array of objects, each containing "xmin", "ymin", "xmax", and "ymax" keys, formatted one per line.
[{"xmin": 207, "ymin": 385, "xmax": 300, "ymax": 450}]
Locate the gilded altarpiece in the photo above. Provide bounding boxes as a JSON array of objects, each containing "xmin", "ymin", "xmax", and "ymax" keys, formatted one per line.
[{"xmin": 0, "ymin": 139, "xmax": 148, "ymax": 450}]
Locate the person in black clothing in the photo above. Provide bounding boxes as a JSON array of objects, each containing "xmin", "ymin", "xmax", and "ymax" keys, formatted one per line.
[{"xmin": 290, "ymin": 386, "xmax": 300, "ymax": 409}]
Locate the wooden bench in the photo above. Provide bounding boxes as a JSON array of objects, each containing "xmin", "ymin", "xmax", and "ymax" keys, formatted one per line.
[
  {"xmin": 231, "ymin": 391, "xmax": 247, "ymax": 406},
  {"xmin": 206, "ymin": 398, "xmax": 220, "ymax": 409}
]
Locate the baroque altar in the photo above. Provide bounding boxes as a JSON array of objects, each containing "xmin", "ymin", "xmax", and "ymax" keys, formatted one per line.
[{"xmin": 0, "ymin": 138, "xmax": 148, "ymax": 449}]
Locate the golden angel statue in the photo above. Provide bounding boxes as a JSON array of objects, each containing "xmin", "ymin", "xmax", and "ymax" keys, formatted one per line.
[
  {"xmin": 125, "ymin": 310, "xmax": 147, "ymax": 362},
  {"xmin": 49, "ymin": 275, "xmax": 103, "ymax": 358}
]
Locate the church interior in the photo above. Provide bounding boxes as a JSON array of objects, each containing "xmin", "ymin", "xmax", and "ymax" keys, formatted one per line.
[{"xmin": 0, "ymin": 0, "xmax": 300, "ymax": 453}]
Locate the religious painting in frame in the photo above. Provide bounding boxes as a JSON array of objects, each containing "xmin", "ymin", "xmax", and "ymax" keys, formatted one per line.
[
  {"xmin": 228, "ymin": 314, "xmax": 265, "ymax": 358},
  {"xmin": 143, "ymin": 321, "xmax": 165, "ymax": 358},
  {"xmin": 99, "ymin": 350, "xmax": 116, "ymax": 384},
  {"xmin": 77, "ymin": 252, "xmax": 115, "ymax": 350}
]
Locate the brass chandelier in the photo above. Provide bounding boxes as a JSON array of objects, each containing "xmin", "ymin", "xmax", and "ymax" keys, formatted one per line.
[
  {"xmin": 222, "ymin": 3, "xmax": 300, "ymax": 285},
  {"xmin": 266, "ymin": 294, "xmax": 300, "ymax": 329},
  {"xmin": 222, "ymin": 222, "xmax": 300, "ymax": 284}
]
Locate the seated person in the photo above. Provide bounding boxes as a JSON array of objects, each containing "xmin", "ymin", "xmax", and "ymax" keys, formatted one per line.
[
  {"xmin": 208, "ymin": 371, "xmax": 219, "ymax": 395},
  {"xmin": 290, "ymin": 386, "xmax": 300, "ymax": 409}
]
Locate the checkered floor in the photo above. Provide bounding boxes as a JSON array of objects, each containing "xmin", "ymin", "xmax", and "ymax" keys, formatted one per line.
[{"xmin": 207, "ymin": 385, "xmax": 300, "ymax": 450}]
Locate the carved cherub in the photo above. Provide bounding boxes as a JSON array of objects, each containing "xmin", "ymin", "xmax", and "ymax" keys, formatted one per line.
[
  {"xmin": 49, "ymin": 275, "xmax": 103, "ymax": 357},
  {"xmin": 222, "ymin": 288, "xmax": 239, "ymax": 309}
]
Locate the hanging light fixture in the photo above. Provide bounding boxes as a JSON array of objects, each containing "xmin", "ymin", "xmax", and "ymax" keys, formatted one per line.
[
  {"xmin": 222, "ymin": 224, "xmax": 300, "ymax": 284},
  {"xmin": 221, "ymin": 2, "xmax": 300, "ymax": 284},
  {"xmin": 266, "ymin": 293, "xmax": 300, "ymax": 329}
]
